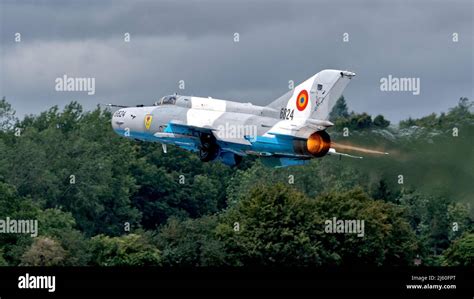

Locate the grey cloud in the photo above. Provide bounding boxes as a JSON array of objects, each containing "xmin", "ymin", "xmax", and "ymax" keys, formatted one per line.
[
  {"xmin": 0, "ymin": 0, "xmax": 472, "ymax": 122},
  {"xmin": 1, "ymin": 0, "xmax": 307, "ymax": 44}
]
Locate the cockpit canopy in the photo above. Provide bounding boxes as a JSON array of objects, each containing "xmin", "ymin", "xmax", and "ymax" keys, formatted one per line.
[{"xmin": 155, "ymin": 95, "xmax": 177, "ymax": 106}]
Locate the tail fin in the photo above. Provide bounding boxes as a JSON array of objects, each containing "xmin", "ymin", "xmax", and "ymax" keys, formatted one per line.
[{"xmin": 267, "ymin": 69, "xmax": 355, "ymax": 120}]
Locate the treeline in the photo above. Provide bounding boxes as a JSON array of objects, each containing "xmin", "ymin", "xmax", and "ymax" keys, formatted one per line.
[
  {"xmin": 329, "ymin": 96, "xmax": 390, "ymax": 130},
  {"xmin": 0, "ymin": 97, "xmax": 472, "ymax": 266},
  {"xmin": 399, "ymin": 97, "xmax": 473, "ymax": 129}
]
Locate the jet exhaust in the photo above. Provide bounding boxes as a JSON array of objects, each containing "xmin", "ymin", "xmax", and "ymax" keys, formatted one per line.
[
  {"xmin": 331, "ymin": 142, "xmax": 389, "ymax": 155},
  {"xmin": 294, "ymin": 131, "xmax": 331, "ymax": 157}
]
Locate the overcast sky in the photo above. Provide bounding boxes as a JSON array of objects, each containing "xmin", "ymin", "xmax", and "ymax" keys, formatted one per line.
[{"xmin": 0, "ymin": 0, "xmax": 472, "ymax": 122}]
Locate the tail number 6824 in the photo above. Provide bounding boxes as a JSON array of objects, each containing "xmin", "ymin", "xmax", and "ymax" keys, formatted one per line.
[{"xmin": 280, "ymin": 108, "xmax": 294, "ymax": 120}]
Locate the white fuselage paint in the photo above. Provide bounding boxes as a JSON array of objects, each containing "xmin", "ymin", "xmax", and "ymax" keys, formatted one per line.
[
  {"xmin": 266, "ymin": 74, "xmax": 317, "ymax": 138},
  {"xmin": 112, "ymin": 106, "xmax": 155, "ymax": 133},
  {"xmin": 186, "ymin": 96, "xmax": 227, "ymax": 127},
  {"xmin": 190, "ymin": 96, "xmax": 227, "ymax": 111},
  {"xmin": 285, "ymin": 74, "xmax": 317, "ymax": 119}
]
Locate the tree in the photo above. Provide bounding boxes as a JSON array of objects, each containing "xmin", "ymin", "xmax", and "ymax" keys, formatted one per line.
[
  {"xmin": 37, "ymin": 208, "xmax": 91, "ymax": 266},
  {"xmin": 0, "ymin": 249, "xmax": 8, "ymax": 266},
  {"xmin": 448, "ymin": 97, "xmax": 472, "ymax": 119},
  {"xmin": 398, "ymin": 190, "xmax": 459, "ymax": 264},
  {"xmin": 399, "ymin": 117, "xmax": 416, "ymax": 128},
  {"xmin": 351, "ymin": 113, "xmax": 373, "ymax": 129},
  {"xmin": 447, "ymin": 203, "xmax": 472, "ymax": 241},
  {"xmin": 0, "ymin": 96, "xmax": 472, "ymax": 267},
  {"xmin": 4, "ymin": 103, "xmax": 142, "ymax": 236},
  {"xmin": 373, "ymin": 115, "xmax": 390, "ymax": 128},
  {"xmin": 130, "ymin": 141, "xmax": 233, "ymax": 229},
  {"xmin": 156, "ymin": 216, "xmax": 228, "ymax": 266},
  {"xmin": 329, "ymin": 96, "xmax": 349, "ymax": 121},
  {"xmin": 371, "ymin": 179, "xmax": 396, "ymax": 202},
  {"xmin": 0, "ymin": 97, "xmax": 17, "ymax": 131},
  {"xmin": 0, "ymin": 181, "xmax": 40, "ymax": 265},
  {"xmin": 398, "ymin": 98, "xmax": 472, "ymax": 129},
  {"xmin": 334, "ymin": 112, "xmax": 374, "ymax": 130},
  {"xmin": 442, "ymin": 233, "xmax": 474, "ymax": 266},
  {"xmin": 314, "ymin": 188, "xmax": 418, "ymax": 266},
  {"xmin": 89, "ymin": 233, "xmax": 161, "ymax": 266},
  {"xmin": 20, "ymin": 237, "xmax": 67, "ymax": 266},
  {"xmin": 217, "ymin": 184, "xmax": 330, "ymax": 266}
]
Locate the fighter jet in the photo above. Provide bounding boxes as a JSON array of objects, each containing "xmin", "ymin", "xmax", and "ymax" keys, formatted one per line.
[{"xmin": 111, "ymin": 69, "xmax": 361, "ymax": 167}]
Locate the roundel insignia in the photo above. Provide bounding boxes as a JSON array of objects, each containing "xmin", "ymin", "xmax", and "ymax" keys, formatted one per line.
[
  {"xmin": 296, "ymin": 89, "xmax": 309, "ymax": 111},
  {"xmin": 144, "ymin": 114, "xmax": 153, "ymax": 130}
]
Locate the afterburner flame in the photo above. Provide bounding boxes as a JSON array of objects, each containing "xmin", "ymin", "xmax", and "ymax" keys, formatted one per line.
[
  {"xmin": 306, "ymin": 131, "xmax": 331, "ymax": 157},
  {"xmin": 331, "ymin": 142, "xmax": 389, "ymax": 155}
]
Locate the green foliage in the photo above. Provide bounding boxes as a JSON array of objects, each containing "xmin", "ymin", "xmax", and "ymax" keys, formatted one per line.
[
  {"xmin": 156, "ymin": 216, "xmax": 228, "ymax": 266},
  {"xmin": 314, "ymin": 188, "xmax": 417, "ymax": 266},
  {"xmin": 0, "ymin": 97, "xmax": 17, "ymax": 131},
  {"xmin": 329, "ymin": 96, "xmax": 349, "ymax": 121},
  {"xmin": 373, "ymin": 115, "xmax": 390, "ymax": 128},
  {"xmin": 0, "ymin": 250, "xmax": 8, "ymax": 266},
  {"xmin": 442, "ymin": 233, "xmax": 474, "ymax": 266},
  {"xmin": 20, "ymin": 237, "xmax": 67, "ymax": 266},
  {"xmin": 2, "ymin": 103, "xmax": 141, "ymax": 236},
  {"xmin": 218, "ymin": 185, "xmax": 417, "ymax": 266},
  {"xmin": 0, "ymin": 97, "xmax": 472, "ymax": 266},
  {"xmin": 330, "ymin": 98, "xmax": 390, "ymax": 130},
  {"xmin": 334, "ymin": 112, "xmax": 374, "ymax": 130},
  {"xmin": 89, "ymin": 233, "xmax": 161, "ymax": 266},
  {"xmin": 371, "ymin": 178, "xmax": 396, "ymax": 202},
  {"xmin": 217, "ymin": 184, "xmax": 328, "ymax": 266},
  {"xmin": 330, "ymin": 96, "xmax": 384, "ymax": 131},
  {"xmin": 130, "ymin": 141, "xmax": 233, "ymax": 229},
  {"xmin": 398, "ymin": 190, "xmax": 472, "ymax": 265},
  {"xmin": 0, "ymin": 181, "xmax": 40, "ymax": 265},
  {"xmin": 226, "ymin": 157, "xmax": 367, "ymax": 206},
  {"xmin": 399, "ymin": 97, "xmax": 473, "ymax": 129},
  {"xmin": 447, "ymin": 203, "xmax": 472, "ymax": 240},
  {"xmin": 37, "ymin": 209, "xmax": 91, "ymax": 266}
]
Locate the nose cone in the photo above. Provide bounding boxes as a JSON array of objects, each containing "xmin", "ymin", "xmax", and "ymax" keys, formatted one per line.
[{"xmin": 111, "ymin": 106, "xmax": 156, "ymax": 140}]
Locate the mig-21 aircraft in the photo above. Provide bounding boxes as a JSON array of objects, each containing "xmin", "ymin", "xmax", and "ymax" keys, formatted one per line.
[{"xmin": 110, "ymin": 69, "xmax": 365, "ymax": 167}]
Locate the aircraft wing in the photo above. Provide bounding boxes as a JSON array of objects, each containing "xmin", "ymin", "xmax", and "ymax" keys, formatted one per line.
[
  {"xmin": 168, "ymin": 120, "xmax": 214, "ymax": 134},
  {"xmin": 167, "ymin": 120, "xmax": 252, "ymax": 146},
  {"xmin": 214, "ymin": 134, "xmax": 252, "ymax": 146}
]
